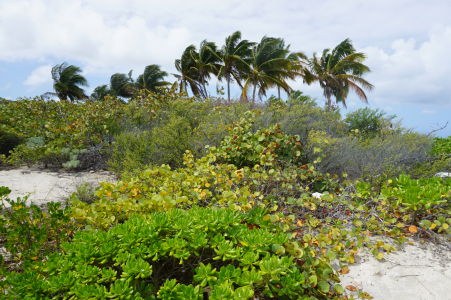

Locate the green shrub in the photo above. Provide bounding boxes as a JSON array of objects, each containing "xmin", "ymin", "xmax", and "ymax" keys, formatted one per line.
[
  {"xmin": 2, "ymin": 207, "xmax": 342, "ymax": 299},
  {"xmin": 432, "ymin": 136, "xmax": 451, "ymax": 156},
  {"xmin": 0, "ymin": 189, "xmax": 75, "ymax": 270},
  {"xmin": 381, "ymin": 175, "xmax": 450, "ymax": 220},
  {"xmin": 69, "ymin": 182, "xmax": 98, "ymax": 204},
  {"xmin": 109, "ymin": 99, "xmax": 248, "ymax": 176},
  {"xmin": 344, "ymin": 108, "xmax": 396, "ymax": 138},
  {"xmin": 0, "ymin": 96, "xmax": 124, "ymax": 168},
  {"xmin": 213, "ymin": 112, "xmax": 302, "ymax": 168},
  {"xmin": 309, "ymin": 131, "xmax": 432, "ymax": 180}
]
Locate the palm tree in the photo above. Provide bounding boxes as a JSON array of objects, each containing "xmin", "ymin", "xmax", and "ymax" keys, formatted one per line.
[
  {"xmin": 51, "ymin": 63, "xmax": 88, "ymax": 102},
  {"xmin": 174, "ymin": 45, "xmax": 202, "ymax": 96},
  {"xmin": 306, "ymin": 38, "xmax": 373, "ymax": 110},
  {"xmin": 189, "ymin": 40, "xmax": 220, "ymax": 98},
  {"xmin": 136, "ymin": 65, "xmax": 170, "ymax": 92},
  {"xmin": 216, "ymin": 31, "xmax": 254, "ymax": 102},
  {"xmin": 109, "ymin": 71, "xmax": 135, "ymax": 98},
  {"xmin": 241, "ymin": 37, "xmax": 295, "ymax": 102},
  {"xmin": 90, "ymin": 85, "xmax": 110, "ymax": 101}
]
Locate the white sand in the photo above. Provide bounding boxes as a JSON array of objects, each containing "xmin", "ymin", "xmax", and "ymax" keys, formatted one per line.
[
  {"xmin": 0, "ymin": 167, "xmax": 115, "ymax": 206},
  {"xmin": 340, "ymin": 241, "xmax": 451, "ymax": 300}
]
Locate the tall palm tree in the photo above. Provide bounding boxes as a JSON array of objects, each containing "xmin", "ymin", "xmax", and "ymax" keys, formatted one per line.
[
  {"xmin": 109, "ymin": 71, "xmax": 135, "ymax": 98},
  {"xmin": 216, "ymin": 31, "xmax": 255, "ymax": 102},
  {"xmin": 241, "ymin": 37, "xmax": 295, "ymax": 102},
  {"xmin": 189, "ymin": 40, "xmax": 220, "ymax": 98},
  {"xmin": 174, "ymin": 45, "xmax": 202, "ymax": 96},
  {"xmin": 306, "ymin": 38, "xmax": 373, "ymax": 110},
  {"xmin": 51, "ymin": 63, "xmax": 88, "ymax": 102},
  {"xmin": 136, "ymin": 65, "xmax": 170, "ymax": 92}
]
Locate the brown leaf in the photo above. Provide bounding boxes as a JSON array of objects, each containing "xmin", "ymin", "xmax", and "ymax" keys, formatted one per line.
[
  {"xmin": 346, "ymin": 285, "xmax": 358, "ymax": 291},
  {"xmin": 339, "ymin": 266, "xmax": 350, "ymax": 274}
]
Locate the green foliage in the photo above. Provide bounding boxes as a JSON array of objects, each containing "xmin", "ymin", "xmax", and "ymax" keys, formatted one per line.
[
  {"xmin": 68, "ymin": 182, "xmax": 98, "ymax": 204},
  {"xmin": 109, "ymin": 96, "xmax": 249, "ymax": 176},
  {"xmin": 2, "ymin": 207, "xmax": 342, "ymax": 299},
  {"xmin": 0, "ymin": 191, "xmax": 75, "ymax": 270},
  {"xmin": 308, "ymin": 130, "xmax": 432, "ymax": 180},
  {"xmin": 213, "ymin": 111, "xmax": 302, "ymax": 168},
  {"xmin": 432, "ymin": 136, "xmax": 451, "ymax": 156},
  {"xmin": 0, "ymin": 96, "xmax": 124, "ymax": 168},
  {"xmin": 381, "ymin": 175, "xmax": 450, "ymax": 219},
  {"xmin": 345, "ymin": 108, "xmax": 396, "ymax": 138}
]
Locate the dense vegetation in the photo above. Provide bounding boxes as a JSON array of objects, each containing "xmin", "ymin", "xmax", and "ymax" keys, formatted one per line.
[{"xmin": 0, "ymin": 31, "xmax": 449, "ymax": 299}]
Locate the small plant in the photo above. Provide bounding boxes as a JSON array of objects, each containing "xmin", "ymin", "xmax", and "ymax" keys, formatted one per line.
[{"xmin": 69, "ymin": 182, "xmax": 98, "ymax": 204}]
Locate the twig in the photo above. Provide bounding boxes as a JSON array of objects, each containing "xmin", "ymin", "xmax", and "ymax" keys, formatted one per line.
[{"xmin": 426, "ymin": 121, "xmax": 448, "ymax": 137}]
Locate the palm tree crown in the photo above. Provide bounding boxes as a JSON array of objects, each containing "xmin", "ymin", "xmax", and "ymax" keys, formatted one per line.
[
  {"xmin": 306, "ymin": 38, "xmax": 374, "ymax": 110},
  {"xmin": 174, "ymin": 45, "xmax": 202, "ymax": 96},
  {"xmin": 136, "ymin": 65, "xmax": 170, "ymax": 92},
  {"xmin": 51, "ymin": 63, "xmax": 88, "ymax": 102},
  {"xmin": 217, "ymin": 31, "xmax": 255, "ymax": 102},
  {"xmin": 109, "ymin": 71, "xmax": 135, "ymax": 98},
  {"xmin": 241, "ymin": 37, "xmax": 296, "ymax": 102}
]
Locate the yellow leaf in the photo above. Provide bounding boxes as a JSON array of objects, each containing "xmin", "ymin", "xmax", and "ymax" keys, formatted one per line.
[
  {"xmin": 442, "ymin": 223, "xmax": 449, "ymax": 230},
  {"xmin": 430, "ymin": 223, "xmax": 437, "ymax": 230},
  {"xmin": 376, "ymin": 252, "xmax": 384, "ymax": 260},
  {"xmin": 408, "ymin": 225, "xmax": 418, "ymax": 234}
]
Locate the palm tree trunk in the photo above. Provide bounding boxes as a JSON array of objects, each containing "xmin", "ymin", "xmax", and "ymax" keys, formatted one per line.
[
  {"xmin": 252, "ymin": 84, "xmax": 257, "ymax": 103},
  {"xmin": 227, "ymin": 77, "xmax": 231, "ymax": 103},
  {"xmin": 277, "ymin": 86, "xmax": 281, "ymax": 99}
]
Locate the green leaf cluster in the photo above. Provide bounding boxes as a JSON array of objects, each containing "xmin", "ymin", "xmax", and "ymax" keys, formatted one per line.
[{"xmin": 2, "ymin": 207, "xmax": 342, "ymax": 299}]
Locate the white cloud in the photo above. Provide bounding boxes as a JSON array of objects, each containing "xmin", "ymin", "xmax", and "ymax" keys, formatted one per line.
[
  {"xmin": 363, "ymin": 26, "xmax": 451, "ymax": 107},
  {"xmin": 0, "ymin": 0, "xmax": 450, "ymax": 110},
  {"xmin": 24, "ymin": 65, "xmax": 52, "ymax": 86}
]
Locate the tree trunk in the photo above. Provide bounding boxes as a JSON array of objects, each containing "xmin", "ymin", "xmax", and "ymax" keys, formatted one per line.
[
  {"xmin": 227, "ymin": 77, "xmax": 231, "ymax": 103},
  {"xmin": 277, "ymin": 86, "xmax": 281, "ymax": 99},
  {"xmin": 252, "ymin": 84, "xmax": 257, "ymax": 103}
]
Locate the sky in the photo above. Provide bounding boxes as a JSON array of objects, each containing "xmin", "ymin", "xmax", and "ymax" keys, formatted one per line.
[{"xmin": 0, "ymin": 0, "xmax": 450, "ymax": 136}]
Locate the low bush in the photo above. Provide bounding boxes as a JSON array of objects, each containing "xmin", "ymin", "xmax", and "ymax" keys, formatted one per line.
[
  {"xmin": 0, "ymin": 96, "xmax": 124, "ymax": 168},
  {"xmin": 308, "ymin": 131, "xmax": 432, "ymax": 180},
  {"xmin": 213, "ymin": 112, "xmax": 302, "ymax": 168},
  {"xmin": 344, "ymin": 107, "xmax": 397, "ymax": 138},
  {"xmin": 381, "ymin": 175, "xmax": 450, "ymax": 221},
  {"xmin": 0, "ymin": 187, "xmax": 75, "ymax": 271},
  {"xmin": 2, "ymin": 207, "xmax": 343, "ymax": 299}
]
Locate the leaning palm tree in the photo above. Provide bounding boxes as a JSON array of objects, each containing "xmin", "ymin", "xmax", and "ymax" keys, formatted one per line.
[
  {"xmin": 216, "ymin": 31, "xmax": 255, "ymax": 102},
  {"xmin": 51, "ymin": 63, "xmax": 88, "ymax": 102},
  {"xmin": 174, "ymin": 45, "xmax": 202, "ymax": 96},
  {"xmin": 241, "ymin": 37, "xmax": 295, "ymax": 102},
  {"xmin": 189, "ymin": 40, "xmax": 220, "ymax": 98},
  {"xmin": 306, "ymin": 39, "xmax": 373, "ymax": 110},
  {"xmin": 135, "ymin": 65, "xmax": 170, "ymax": 92},
  {"xmin": 109, "ymin": 71, "xmax": 135, "ymax": 98}
]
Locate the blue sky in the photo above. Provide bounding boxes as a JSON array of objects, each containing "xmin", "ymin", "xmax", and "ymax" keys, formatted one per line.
[{"xmin": 0, "ymin": 0, "xmax": 450, "ymax": 136}]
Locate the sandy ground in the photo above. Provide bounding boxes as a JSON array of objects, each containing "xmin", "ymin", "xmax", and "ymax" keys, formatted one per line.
[
  {"xmin": 0, "ymin": 167, "xmax": 115, "ymax": 207},
  {"xmin": 0, "ymin": 168, "xmax": 450, "ymax": 299},
  {"xmin": 340, "ymin": 241, "xmax": 451, "ymax": 300}
]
